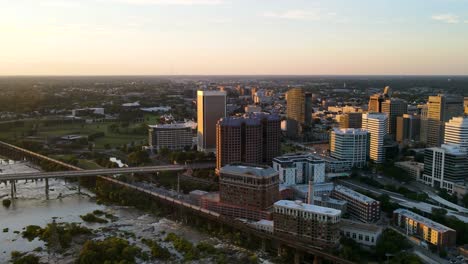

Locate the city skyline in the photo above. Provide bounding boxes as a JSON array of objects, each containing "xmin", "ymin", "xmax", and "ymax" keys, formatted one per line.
[{"xmin": 1, "ymin": 0, "xmax": 468, "ymax": 75}]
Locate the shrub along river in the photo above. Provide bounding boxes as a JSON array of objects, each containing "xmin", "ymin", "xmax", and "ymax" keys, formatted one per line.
[{"xmin": 0, "ymin": 171, "xmax": 271, "ymax": 263}]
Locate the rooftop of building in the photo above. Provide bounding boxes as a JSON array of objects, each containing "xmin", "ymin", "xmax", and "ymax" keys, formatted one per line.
[
  {"xmin": 272, "ymin": 152, "xmax": 325, "ymax": 163},
  {"xmin": 394, "ymin": 208, "xmax": 455, "ymax": 232},
  {"xmin": 395, "ymin": 161, "xmax": 424, "ymax": 168},
  {"xmin": 149, "ymin": 123, "xmax": 193, "ymax": 129},
  {"xmin": 334, "ymin": 185, "xmax": 378, "ymax": 204},
  {"xmin": 446, "ymin": 116, "xmax": 468, "ymax": 126},
  {"xmin": 197, "ymin": 90, "xmax": 226, "ymax": 96},
  {"xmin": 274, "ymin": 200, "xmax": 341, "ymax": 217},
  {"xmin": 428, "ymin": 143, "xmax": 467, "ymax": 155},
  {"xmin": 340, "ymin": 219, "xmax": 383, "ymax": 233},
  {"xmin": 332, "ymin": 128, "xmax": 369, "ymax": 135},
  {"xmin": 218, "ymin": 112, "xmax": 280, "ymax": 126},
  {"xmin": 363, "ymin": 112, "xmax": 389, "ymax": 120},
  {"xmin": 313, "ymin": 195, "xmax": 347, "ymax": 206},
  {"xmin": 220, "ymin": 163, "xmax": 278, "ymax": 178},
  {"xmin": 255, "ymin": 219, "xmax": 274, "ymax": 227}
]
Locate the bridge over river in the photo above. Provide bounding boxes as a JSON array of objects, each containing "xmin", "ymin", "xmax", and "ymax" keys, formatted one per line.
[{"xmin": 0, "ymin": 140, "xmax": 354, "ymax": 264}]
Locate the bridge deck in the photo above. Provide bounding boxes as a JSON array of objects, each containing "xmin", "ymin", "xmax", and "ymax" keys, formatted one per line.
[{"xmin": 0, "ymin": 165, "xmax": 185, "ymax": 181}]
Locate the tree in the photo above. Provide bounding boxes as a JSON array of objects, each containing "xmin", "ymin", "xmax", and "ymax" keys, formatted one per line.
[
  {"xmin": 462, "ymin": 193, "xmax": 468, "ymax": 207},
  {"xmin": 128, "ymin": 150, "xmax": 150, "ymax": 165},
  {"xmin": 376, "ymin": 229, "xmax": 412, "ymax": 260}
]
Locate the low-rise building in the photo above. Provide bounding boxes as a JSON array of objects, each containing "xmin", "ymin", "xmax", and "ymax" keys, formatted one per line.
[
  {"xmin": 273, "ymin": 200, "xmax": 342, "ymax": 247},
  {"xmin": 148, "ymin": 123, "xmax": 194, "ymax": 151},
  {"xmin": 340, "ymin": 219, "xmax": 383, "ymax": 247},
  {"xmin": 310, "ymin": 153, "xmax": 353, "ymax": 174},
  {"xmin": 201, "ymin": 192, "xmax": 271, "ymax": 221},
  {"xmin": 332, "ymin": 185, "xmax": 380, "ymax": 223},
  {"xmin": 250, "ymin": 219, "xmax": 274, "ymax": 234},
  {"xmin": 395, "ymin": 161, "xmax": 424, "ymax": 181},
  {"xmin": 313, "ymin": 195, "xmax": 347, "ymax": 213},
  {"xmin": 219, "ymin": 164, "xmax": 279, "ymax": 211},
  {"xmin": 272, "ymin": 153, "xmax": 326, "ymax": 185},
  {"xmin": 393, "ymin": 209, "xmax": 456, "ymax": 249}
]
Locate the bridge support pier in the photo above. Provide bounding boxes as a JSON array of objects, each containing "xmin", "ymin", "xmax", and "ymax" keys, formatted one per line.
[
  {"xmin": 78, "ymin": 181, "xmax": 81, "ymax": 194},
  {"xmin": 261, "ymin": 238, "xmax": 267, "ymax": 252},
  {"xmin": 10, "ymin": 180, "xmax": 16, "ymax": 199},
  {"xmin": 294, "ymin": 250, "xmax": 303, "ymax": 264},
  {"xmin": 45, "ymin": 178, "xmax": 49, "ymax": 199},
  {"xmin": 277, "ymin": 244, "xmax": 283, "ymax": 257}
]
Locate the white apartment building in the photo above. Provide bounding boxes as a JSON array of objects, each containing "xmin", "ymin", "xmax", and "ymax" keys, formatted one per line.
[
  {"xmin": 362, "ymin": 113, "xmax": 388, "ymax": 164},
  {"xmin": 422, "ymin": 143, "xmax": 468, "ymax": 193},
  {"xmin": 444, "ymin": 116, "xmax": 468, "ymax": 152},
  {"xmin": 340, "ymin": 219, "xmax": 383, "ymax": 246},
  {"xmin": 272, "ymin": 153, "xmax": 326, "ymax": 186},
  {"xmin": 330, "ymin": 128, "xmax": 369, "ymax": 168},
  {"xmin": 148, "ymin": 123, "xmax": 194, "ymax": 151}
]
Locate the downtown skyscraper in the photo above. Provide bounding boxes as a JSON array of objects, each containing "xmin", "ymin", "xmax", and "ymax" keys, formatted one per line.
[
  {"xmin": 197, "ymin": 90, "xmax": 226, "ymax": 153},
  {"xmin": 426, "ymin": 94, "xmax": 464, "ymax": 147},
  {"xmin": 286, "ymin": 88, "xmax": 312, "ymax": 138},
  {"xmin": 362, "ymin": 113, "xmax": 388, "ymax": 164},
  {"xmin": 216, "ymin": 113, "xmax": 281, "ymax": 171}
]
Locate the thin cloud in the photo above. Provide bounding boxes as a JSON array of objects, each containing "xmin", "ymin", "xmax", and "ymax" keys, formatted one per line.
[
  {"xmin": 431, "ymin": 14, "xmax": 460, "ymax": 24},
  {"xmin": 109, "ymin": 0, "xmax": 223, "ymax": 5},
  {"xmin": 262, "ymin": 9, "xmax": 336, "ymax": 21}
]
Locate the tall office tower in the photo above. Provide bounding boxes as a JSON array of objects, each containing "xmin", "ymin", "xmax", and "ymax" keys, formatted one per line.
[
  {"xmin": 197, "ymin": 90, "xmax": 226, "ymax": 153},
  {"xmin": 362, "ymin": 113, "xmax": 388, "ymax": 164},
  {"xmin": 338, "ymin": 112, "xmax": 363, "ymax": 129},
  {"xmin": 216, "ymin": 113, "xmax": 280, "ymax": 170},
  {"xmin": 368, "ymin": 86, "xmax": 391, "ymax": 113},
  {"xmin": 426, "ymin": 94, "xmax": 464, "ymax": 147},
  {"xmin": 368, "ymin": 94, "xmax": 385, "ymax": 113},
  {"xmin": 396, "ymin": 114, "xmax": 421, "ymax": 143},
  {"xmin": 381, "ymin": 98, "xmax": 408, "ymax": 136},
  {"xmin": 305, "ymin": 92, "xmax": 313, "ymax": 126},
  {"xmin": 422, "ymin": 144, "xmax": 468, "ymax": 193},
  {"xmin": 286, "ymin": 88, "xmax": 312, "ymax": 137},
  {"xmin": 330, "ymin": 128, "xmax": 369, "ymax": 168},
  {"xmin": 419, "ymin": 104, "xmax": 429, "ymax": 144},
  {"xmin": 444, "ymin": 116, "xmax": 468, "ymax": 152},
  {"xmin": 465, "ymin": 97, "xmax": 468, "ymax": 114}
]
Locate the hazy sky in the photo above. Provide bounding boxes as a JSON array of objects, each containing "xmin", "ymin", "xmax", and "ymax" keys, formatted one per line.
[{"xmin": 1, "ymin": 0, "xmax": 468, "ymax": 75}]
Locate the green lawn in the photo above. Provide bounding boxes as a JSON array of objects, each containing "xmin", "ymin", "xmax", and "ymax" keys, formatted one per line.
[{"xmin": 0, "ymin": 121, "xmax": 147, "ymax": 150}]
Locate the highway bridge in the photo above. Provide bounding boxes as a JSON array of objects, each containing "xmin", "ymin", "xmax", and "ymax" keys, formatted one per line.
[{"xmin": 0, "ymin": 165, "xmax": 185, "ymax": 181}]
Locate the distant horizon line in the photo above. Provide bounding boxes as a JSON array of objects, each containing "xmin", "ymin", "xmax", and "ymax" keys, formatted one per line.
[{"xmin": 1, "ymin": 74, "xmax": 468, "ymax": 78}]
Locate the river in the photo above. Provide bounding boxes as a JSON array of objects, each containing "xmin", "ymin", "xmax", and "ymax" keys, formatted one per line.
[{"xmin": 0, "ymin": 163, "xmax": 270, "ymax": 263}]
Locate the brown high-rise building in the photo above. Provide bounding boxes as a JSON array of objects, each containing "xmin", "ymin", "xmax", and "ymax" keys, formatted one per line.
[
  {"xmin": 382, "ymin": 98, "xmax": 408, "ymax": 136},
  {"xmin": 426, "ymin": 94, "xmax": 464, "ymax": 147},
  {"xmin": 396, "ymin": 114, "xmax": 421, "ymax": 143},
  {"xmin": 368, "ymin": 86, "xmax": 392, "ymax": 113},
  {"xmin": 464, "ymin": 97, "xmax": 468, "ymax": 114},
  {"xmin": 338, "ymin": 112, "xmax": 363, "ymax": 129},
  {"xmin": 197, "ymin": 90, "xmax": 226, "ymax": 153},
  {"xmin": 219, "ymin": 164, "xmax": 280, "ymax": 211},
  {"xmin": 216, "ymin": 113, "xmax": 280, "ymax": 170},
  {"xmin": 286, "ymin": 88, "xmax": 312, "ymax": 137}
]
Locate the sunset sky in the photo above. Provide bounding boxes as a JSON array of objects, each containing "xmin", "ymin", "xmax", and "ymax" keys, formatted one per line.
[{"xmin": 1, "ymin": 0, "xmax": 468, "ymax": 75}]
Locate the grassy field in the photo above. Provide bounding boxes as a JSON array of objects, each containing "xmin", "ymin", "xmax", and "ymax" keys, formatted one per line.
[{"xmin": 0, "ymin": 121, "xmax": 147, "ymax": 149}]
